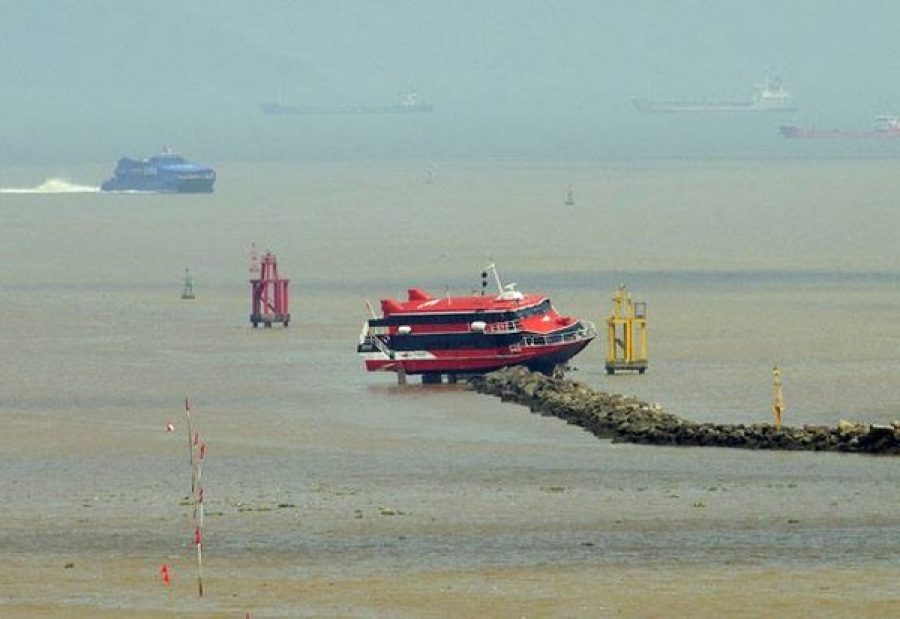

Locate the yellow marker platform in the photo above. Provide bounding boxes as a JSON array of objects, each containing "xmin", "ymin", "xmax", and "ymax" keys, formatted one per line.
[{"xmin": 605, "ymin": 285, "xmax": 647, "ymax": 374}]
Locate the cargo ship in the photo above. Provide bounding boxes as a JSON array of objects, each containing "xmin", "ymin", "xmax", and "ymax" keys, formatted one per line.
[
  {"xmin": 261, "ymin": 88, "xmax": 433, "ymax": 115},
  {"xmin": 357, "ymin": 265, "xmax": 597, "ymax": 382},
  {"xmin": 779, "ymin": 116, "xmax": 900, "ymax": 139},
  {"xmin": 100, "ymin": 150, "xmax": 215, "ymax": 193},
  {"xmin": 633, "ymin": 77, "xmax": 795, "ymax": 113}
]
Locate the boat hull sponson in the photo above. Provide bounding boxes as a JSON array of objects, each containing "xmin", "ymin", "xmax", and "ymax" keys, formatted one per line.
[{"xmin": 361, "ymin": 338, "xmax": 593, "ymax": 376}]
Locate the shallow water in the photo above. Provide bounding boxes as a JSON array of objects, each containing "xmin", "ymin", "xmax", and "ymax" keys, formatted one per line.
[{"xmin": 1, "ymin": 159, "xmax": 899, "ymax": 614}]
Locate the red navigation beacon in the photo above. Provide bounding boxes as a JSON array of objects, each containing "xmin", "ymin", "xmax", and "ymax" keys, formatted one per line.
[{"xmin": 250, "ymin": 252, "xmax": 290, "ymax": 328}]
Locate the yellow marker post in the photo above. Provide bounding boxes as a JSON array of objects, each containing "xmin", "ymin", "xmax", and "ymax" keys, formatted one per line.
[
  {"xmin": 605, "ymin": 285, "xmax": 648, "ymax": 375},
  {"xmin": 772, "ymin": 366, "xmax": 785, "ymax": 428}
]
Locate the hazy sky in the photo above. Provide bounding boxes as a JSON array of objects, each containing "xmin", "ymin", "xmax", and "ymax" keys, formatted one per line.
[{"xmin": 3, "ymin": 1, "xmax": 900, "ymax": 163}]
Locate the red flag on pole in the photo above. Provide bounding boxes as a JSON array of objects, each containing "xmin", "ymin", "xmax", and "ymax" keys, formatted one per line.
[
  {"xmin": 194, "ymin": 527, "xmax": 202, "ymax": 546},
  {"xmin": 159, "ymin": 563, "xmax": 171, "ymax": 586}
]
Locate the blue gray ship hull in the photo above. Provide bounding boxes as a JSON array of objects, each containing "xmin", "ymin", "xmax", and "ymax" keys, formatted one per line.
[{"xmin": 101, "ymin": 176, "xmax": 215, "ymax": 193}]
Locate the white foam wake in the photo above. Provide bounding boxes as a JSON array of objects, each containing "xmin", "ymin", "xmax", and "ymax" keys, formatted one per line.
[{"xmin": 0, "ymin": 178, "xmax": 100, "ymax": 194}]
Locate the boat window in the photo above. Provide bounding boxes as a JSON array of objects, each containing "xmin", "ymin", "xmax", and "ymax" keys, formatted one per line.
[
  {"xmin": 514, "ymin": 299, "xmax": 551, "ymax": 320},
  {"xmin": 371, "ymin": 311, "xmax": 512, "ymax": 327},
  {"xmin": 155, "ymin": 155, "xmax": 186, "ymax": 165},
  {"xmin": 389, "ymin": 332, "xmax": 520, "ymax": 351},
  {"xmin": 368, "ymin": 300, "xmax": 549, "ymax": 328}
]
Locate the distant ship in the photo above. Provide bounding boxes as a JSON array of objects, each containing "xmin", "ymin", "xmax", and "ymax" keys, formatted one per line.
[
  {"xmin": 261, "ymin": 88, "xmax": 434, "ymax": 115},
  {"xmin": 633, "ymin": 77, "xmax": 796, "ymax": 113},
  {"xmin": 101, "ymin": 149, "xmax": 215, "ymax": 193},
  {"xmin": 780, "ymin": 116, "xmax": 900, "ymax": 139}
]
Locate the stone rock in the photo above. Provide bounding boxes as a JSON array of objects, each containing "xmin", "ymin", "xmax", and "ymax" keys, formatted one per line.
[{"xmin": 467, "ymin": 367, "xmax": 898, "ymax": 455}]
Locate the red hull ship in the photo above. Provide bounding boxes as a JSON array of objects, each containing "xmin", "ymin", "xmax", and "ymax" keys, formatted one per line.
[{"xmin": 357, "ymin": 265, "xmax": 597, "ymax": 382}]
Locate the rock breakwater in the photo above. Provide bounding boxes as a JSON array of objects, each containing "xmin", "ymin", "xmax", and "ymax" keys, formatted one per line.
[{"xmin": 468, "ymin": 367, "xmax": 900, "ymax": 455}]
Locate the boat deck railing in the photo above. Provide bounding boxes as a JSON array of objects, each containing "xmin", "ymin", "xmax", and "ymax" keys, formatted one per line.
[
  {"xmin": 521, "ymin": 321, "xmax": 598, "ymax": 348},
  {"xmin": 485, "ymin": 320, "xmax": 521, "ymax": 334},
  {"xmin": 359, "ymin": 332, "xmax": 393, "ymax": 357},
  {"xmin": 359, "ymin": 320, "xmax": 598, "ymax": 353}
]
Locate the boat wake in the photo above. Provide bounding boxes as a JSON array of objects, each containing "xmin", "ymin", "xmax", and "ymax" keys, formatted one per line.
[{"xmin": 0, "ymin": 178, "xmax": 100, "ymax": 194}]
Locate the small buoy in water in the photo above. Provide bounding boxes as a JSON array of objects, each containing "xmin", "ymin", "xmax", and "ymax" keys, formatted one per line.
[{"xmin": 165, "ymin": 422, "xmax": 175, "ymax": 432}]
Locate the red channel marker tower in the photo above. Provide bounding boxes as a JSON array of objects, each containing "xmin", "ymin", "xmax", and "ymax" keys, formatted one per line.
[{"xmin": 250, "ymin": 252, "xmax": 290, "ymax": 328}]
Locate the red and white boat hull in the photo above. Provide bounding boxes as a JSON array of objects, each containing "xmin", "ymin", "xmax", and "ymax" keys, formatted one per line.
[
  {"xmin": 362, "ymin": 339, "xmax": 592, "ymax": 375},
  {"xmin": 360, "ymin": 327, "xmax": 596, "ymax": 376}
]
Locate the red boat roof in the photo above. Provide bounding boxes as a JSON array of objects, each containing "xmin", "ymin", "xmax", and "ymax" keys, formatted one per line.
[{"xmin": 381, "ymin": 288, "xmax": 546, "ymax": 315}]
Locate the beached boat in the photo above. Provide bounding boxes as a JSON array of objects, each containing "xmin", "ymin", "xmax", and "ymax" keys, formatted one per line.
[{"xmin": 357, "ymin": 265, "xmax": 597, "ymax": 381}]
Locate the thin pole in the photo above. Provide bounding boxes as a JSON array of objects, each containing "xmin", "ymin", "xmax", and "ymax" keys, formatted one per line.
[
  {"xmin": 195, "ymin": 525, "xmax": 204, "ymax": 597},
  {"xmin": 184, "ymin": 398, "xmax": 205, "ymax": 597},
  {"xmin": 194, "ymin": 441, "xmax": 206, "ymax": 526},
  {"xmin": 193, "ymin": 436, "xmax": 206, "ymax": 597},
  {"xmin": 772, "ymin": 366, "xmax": 785, "ymax": 428},
  {"xmin": 185, "ymin": 398, "xmax": 195, "ymax": 495}
]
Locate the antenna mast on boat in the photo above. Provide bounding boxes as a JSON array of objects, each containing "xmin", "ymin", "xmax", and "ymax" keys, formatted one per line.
[
  {"xmin": 483, "ymin": 263, "xmax": 504, "ymax": 295},
  {"xmin": 483, "ymin": 263, "xmax": 523, "ymax": 300}
]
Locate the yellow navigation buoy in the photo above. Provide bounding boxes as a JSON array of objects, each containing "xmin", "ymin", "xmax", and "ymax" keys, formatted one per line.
[{"xmin": 605, "ymin": 284, "xmax": 648, "ymax": 375}]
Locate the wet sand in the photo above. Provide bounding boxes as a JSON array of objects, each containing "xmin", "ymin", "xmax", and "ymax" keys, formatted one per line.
[
  {"xmin": 3, "ymin": 395, "xmax": 899, "ymax": 617},
  {"xmin": 5, "ymin": 558, "xmax": 899, "ymax": 618}
]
